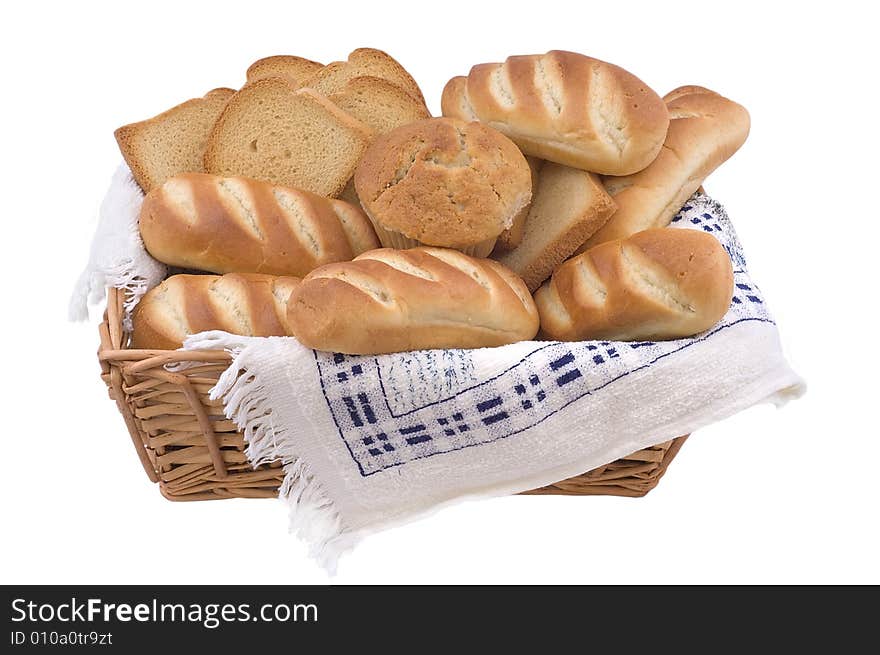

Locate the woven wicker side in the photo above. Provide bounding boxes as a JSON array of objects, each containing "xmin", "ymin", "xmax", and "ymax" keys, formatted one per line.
[
  {"xmin": 98, "ymin": 288, "xmax": 284, "ymax": 500},
  {"xmin": 520, "ymin": 437, "xmax": 688, "ymax": 497},
  {"xmin": 97, "ymin": 287, "xmax": 688, "ymax": 500}
]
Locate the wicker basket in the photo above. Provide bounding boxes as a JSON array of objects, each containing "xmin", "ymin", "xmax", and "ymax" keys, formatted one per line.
[{"xmin": 98, "ymin": 287, "xmax": 688, "ymax": 501}]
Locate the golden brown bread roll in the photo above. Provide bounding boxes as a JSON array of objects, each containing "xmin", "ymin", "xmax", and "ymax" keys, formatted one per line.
[
  {"xmin": 580, "ymin": 86, "xmax": 750, "ymax": 250},
  {"xmin": 139, "ymin": 173, "xmax": 380, "ymax": 276},
  {"xmin": 131, "ymin": 273, "xmax": 300, "ymax": 350},
  {"xmin": 288, "ymin": 247, "xmax": 539, "ymax": 354},
  {"xmin": 535, "ymin": 229, "xmax": 733, "ymax": 341},
  {"xmin": 441, "ymin": 51, "xmax": 670, "ymax": 175}
]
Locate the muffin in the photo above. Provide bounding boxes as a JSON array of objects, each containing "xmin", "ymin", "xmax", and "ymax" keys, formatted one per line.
[{"xmin": 354, "ymin": 117, "xmax": 532, "ymax": 256}]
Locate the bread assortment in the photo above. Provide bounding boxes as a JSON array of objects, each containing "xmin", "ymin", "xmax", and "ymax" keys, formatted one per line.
[
  {"xmin": 131, "ymin": 273, "xmax": 300, "ymax": 350},
  {"xmin": 117, "ymin": 47, "xmax": 747, "ymax": 355},
  {"xmin": 288, "ymin": 248, "xmax": 539, "ymax": 354},
  {"xmin": 354, "ymin": 117, "xmax": 532, "ymax": 256}
]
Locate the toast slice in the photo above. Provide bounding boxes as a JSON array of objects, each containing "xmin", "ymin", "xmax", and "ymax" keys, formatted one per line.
[
  {"xmin": 329, "ymin": 76, "xmax": 430, "ymax": 135},
  {"xmin": 300, "ymin": 47, "xmax": 425, "ymax": 105},
  {"xmin": 337, "ymin": 179, "xmax": 361, "ymax": 208},
  {"xmin": 493, "ymin": 162, "xmax": 617, "ymax": 291},
  {"xmin": 204, "ymin": 78, "xmax": 373, "ymax": 197},
  {"xmin": 114, "ymin": 88, "xmax": 234, "ymax": 192},
  {"xmin": 246, "ymin": 55, "xmax": 324, "ymax": 86},
  {"xmin": 493, "ymin": 157, "xmax": 542, "ymax": 253}
]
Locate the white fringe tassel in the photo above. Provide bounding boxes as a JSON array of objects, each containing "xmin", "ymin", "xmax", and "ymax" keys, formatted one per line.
[
  {"xmin": 187, "ymin": 331, "xmax": 358, "ymax": 574},
  {"xmin": 68, "ymin": 163, "xmax": 166, "ymax": 329}
]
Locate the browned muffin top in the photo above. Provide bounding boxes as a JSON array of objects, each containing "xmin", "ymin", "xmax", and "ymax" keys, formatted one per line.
[{"xmin": 354, "ymin": 117, "xmax": 532, "ymax": 247}]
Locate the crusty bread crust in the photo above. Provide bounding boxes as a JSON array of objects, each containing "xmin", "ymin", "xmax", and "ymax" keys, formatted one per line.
[
  {"xmin": 354, "ymin": 117, "xmax": 532, "ymax": 249},
  {"xmin": 440, "ymin": 76, "xmax": 477, "ymax": 121},
  {"xmin": 495, "ymin": 162, "xmax": 617, "ymax": 291},
  {"xmin": 442, "ymin": 51, "xmax": 670, "ymax": 175},
  {"xmin": 246, "ymin": 55, "xmax": 324, "ymax": 86},
  {"xmin": 204, "ymin": 78, "xmax": 373, "ymax": 197},
  {"xmin": 114, "ymin": 88, "xmax": 235, "ymax": 192},
  {"xmin": 300, "ymin": 47, "xmax": 426, "ymax": 105},
  {"xmin": 328, "ymin": 75, "xmax": 430, "ymax": 135},
  {"xmin": 288, "ymin": 247, "xmax": 539, "ymax": 354},
  {"xmin": 580, "ymin": 85, "xmax": 750, "ymax": 249},
  {"xmin": 139, "ymin": 173, "xmax": 379, "ymax": 276},
  {"xmin": 535, "ymin": 228, "xmax": 733, "ymax": 341},
  {"xmin": 131, "ymin": 273, "xmax": 300, "ymax": 350}
]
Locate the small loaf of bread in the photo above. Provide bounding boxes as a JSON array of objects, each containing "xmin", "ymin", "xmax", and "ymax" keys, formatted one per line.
[
  {"xmin": 535, "ymin": 229, "xmax": 733, "ymax": 342},
  {"xmin": 139, "ymin": 173, "xmax": 380, "ymax": 276},
  {"xmin": 131, "ymin": 273, "xmax": 300, "ymax": 350},
  {"xmin": 580, "ymin": 86, "xmax": 750, "ymax": 249},
  {"xmin": 441, "ymin": 51, "xmax": 670, "ymax": 175},
  {"xmin": 289, "ymin": 247, "xmax": 539, "ymax": 354}
]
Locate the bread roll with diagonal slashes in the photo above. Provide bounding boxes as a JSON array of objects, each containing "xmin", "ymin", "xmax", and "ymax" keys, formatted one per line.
[
  {"xmin": 535, "ymin": 229, "xmax": 733, "ymax": 342},
  {"xmin": 441, "ymin": 51, "xmax": 670, "ymax": 175},
  {"xmin": 580, "ymin": 86, "xmax": 750, "ymax": 249},
  {"xmin": 139, "ymin": 173, "xmax": 380, "ymax": 277},
  {"xmin": 289, "ymin": 247, "xmax": 539, "ymax": 354},
  {"xmin": 131, "ymin": 273, "xmax": 300, "ymax": 350}
]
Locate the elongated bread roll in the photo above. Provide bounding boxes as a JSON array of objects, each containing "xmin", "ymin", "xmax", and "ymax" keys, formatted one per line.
[
  {"xmin": 441, "ymin": 51, "xmax": 670, "ymax": 175},
  {"xmin": 131, "ymin": 273, "xmax": 301, "ymax": 350},
  {"xmin": 535, "ymin": 229, "xmax": 733, "ymax": 341},
  {"xmin": 288, "ymin": 247, "xmax": 539, "ymax": 354},
  {"xmin": 139, "ymin": 173, "xmax": 380, "ymax": 276},
  {"xmin": 580, "ymin": 86, "xmax": 750, "ymax": 250}
]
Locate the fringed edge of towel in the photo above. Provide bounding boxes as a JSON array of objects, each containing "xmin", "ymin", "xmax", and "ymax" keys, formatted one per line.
[
  {"xmin": 69, "ymin": 265, "xmax": 163, "ymax": 331},
  {"xmin": 185, "ymin": 331, "xmax": 358, "ymax": 574},
  {"xmin": 68, "ymin": 163, "xmax": 166, "ymax": 330}
]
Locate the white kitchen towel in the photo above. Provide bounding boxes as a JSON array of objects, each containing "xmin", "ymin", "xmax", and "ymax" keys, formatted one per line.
[
  {"xmin": 184, "ymin": 193, "xmax": 805, "ymax": 573},
  {"xmin": 69, "ymin": 163, "xmax": 164, "ymax": 329}
]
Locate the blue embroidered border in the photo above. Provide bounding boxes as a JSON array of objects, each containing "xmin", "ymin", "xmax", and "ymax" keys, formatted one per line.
[{"xmin": 311, "ymin": 195, "xmax": 773, "ymax": 476}]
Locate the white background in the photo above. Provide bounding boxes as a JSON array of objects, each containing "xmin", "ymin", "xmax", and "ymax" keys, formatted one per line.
[{"xmin": 1, "ymin": 0, "xmax": 877, "ymax": 584}]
